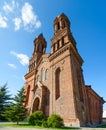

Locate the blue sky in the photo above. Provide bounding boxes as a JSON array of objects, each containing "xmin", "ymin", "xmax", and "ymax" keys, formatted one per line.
[{"xmin": 0, "ymin": 0, "xmax": 106, "ymax": 109}]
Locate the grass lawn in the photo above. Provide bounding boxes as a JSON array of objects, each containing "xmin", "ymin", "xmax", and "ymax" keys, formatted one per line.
[{"xmin": 0, "ymin": 122, "xmax": 80, "ymax": 130}]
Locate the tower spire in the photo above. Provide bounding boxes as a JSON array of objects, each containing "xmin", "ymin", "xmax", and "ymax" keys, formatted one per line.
[{"xmin": 33, "ymin": 33, "xmax": 47, "ymax": 56}]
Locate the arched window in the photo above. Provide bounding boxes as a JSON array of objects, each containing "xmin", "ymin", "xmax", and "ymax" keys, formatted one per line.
[
  {"xmin": 45, "ymin": 69, "xmax": 48, "ymax": 80},
  {"xmin": 61, "ymin": 19, "xmax": 65, "ymax": 29},
  {"xmin": 57, "ymin": 22, "xmax": 60, "ymax": 30},
  {"xmin": 62, "ymin": 37, "xmax": 64, "ymax": 46},
  {"xmin": 57, "ymin": 40, "xmax": 59, "ymax": 49},
  {"xmin": 41, "ymin": 68, "xmax": 44, "ymax": 82},
  {"xmin": 38, "ymin": 43, "xmax": 43, "ymax": 53},
  {"xmin": 55, "ymin": 68, "xmax": 60, "ymax": 100}
]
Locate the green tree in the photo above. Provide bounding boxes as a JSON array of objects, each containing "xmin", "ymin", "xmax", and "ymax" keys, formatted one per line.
[
  {"xmin": 4, "ymin": 87, "xmax": 27, "ymax": 124},
  {"xmin": 0, "ymin": 83, "xmax": 11, "ymax": 121}
]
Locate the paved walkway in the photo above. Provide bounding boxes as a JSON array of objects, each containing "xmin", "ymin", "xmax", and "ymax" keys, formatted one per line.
[
  {"xmin": 0, "ymin": 127, "xmax": 42, "ymax": 130},
  {"xmin": 0, "ymin": 127, "xmax": 106, "ymax": 130},
  {"xmin": 81, "ymin": 128, "xmax": 106, "ymax": 130}
]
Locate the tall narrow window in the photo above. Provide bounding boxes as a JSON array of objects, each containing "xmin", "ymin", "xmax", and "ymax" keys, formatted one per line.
[
  {"xmin": 62, "ymin": 37, "xmax": 64, "ymax": 45},
  {"xmin": 57, "ymin": 22, "xmax": 60, "ymax": 30},
  {"xmin": 45, "ymin": 69, "xmax": 48, "ymax": 80},
  {"xmin": 53, "ymin": 44, "xmax": 55, "ymax": 53},
  {"xmin": 57, "ymin": 40, "xmax": 59, "ymax": 49},
  {"xmin": 41, "ymin": 68, "xmax": 44, "ymax": 82},
  {"xmin": 61, "ymin": 20, "xmax": 65, "ymax": 29},
  {"xmin": 39, "ymin": 43, "xmax": 43, "ymax": 53},
  {"xmin": 55, "ymin": 68, "xmax": 60, "ymax": 100}
]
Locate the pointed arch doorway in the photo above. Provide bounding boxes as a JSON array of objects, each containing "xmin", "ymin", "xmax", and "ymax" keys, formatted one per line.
[{"xmin": 32, "ymin": 97, "xmax": 40, "ymax": 112}]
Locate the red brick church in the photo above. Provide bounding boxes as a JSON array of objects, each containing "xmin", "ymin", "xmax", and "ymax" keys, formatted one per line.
[{"xmin": 24, "ymin": 13, "xmax": 104, "ymax": 126}]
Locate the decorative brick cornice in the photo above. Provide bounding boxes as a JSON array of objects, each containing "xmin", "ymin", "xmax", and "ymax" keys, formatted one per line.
[
  {"xmin": 49, "ymin": 42, "xmax": 83, "ymax": 65},
  {"xmin": 51, "ymin": 28, "xmax": 70, "ymax": 44},
  {"xmin": 49, "ymin": 42, "xmax": 70, "ymax": 61},
  {"xmin": 24, "ymin": 69, "xmax": 36, "ymax": 79}
]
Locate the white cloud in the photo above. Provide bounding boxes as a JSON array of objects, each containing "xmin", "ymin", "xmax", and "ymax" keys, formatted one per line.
[
  {"xmin": 35, "ymin": 21, "xmax": 41, "ymax": 28},
  {"xmin": 21, "ymin": 2, "xmax": 41, "ymax": 30},
  {"xmin": 0, "ymin": 14, "xmax": 8, "ymax": 28},
  {"xmin": 3, "ymin": 3, "xmax": 13, "ymax": 13},
  {"xmin": 13, "ymin": 18, "xmax": 21, "ymax": 31},
  {"xmin": 8, "ymin": 63, "xmax": 17, "ymax": 69},
  {"xmin": 10, "ymin": 51, "xmax": 29, "ymax": 66},
  {"xmin": 3, "ymin": 0, "xmax": 17, "ymax": 14},
  {"xmin": 0, "ymin": 1, "xmax": 41, "ymax": 31}
]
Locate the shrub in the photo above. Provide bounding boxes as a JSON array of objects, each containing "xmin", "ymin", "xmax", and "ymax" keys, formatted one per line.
[
  {"xmin": 28, "ymin": 110, "xmax": 45, "ymax": 126},
  {"xmin": 42, "ymin": 119, "xmax": 48, "ymax": 128},
  {"xmin": 47, "ymin": 114, "xmax": 64, "ymax": 128},
  {"xmin": 28, "ymin": 114, "xmax": 35, "ymax": 125}
]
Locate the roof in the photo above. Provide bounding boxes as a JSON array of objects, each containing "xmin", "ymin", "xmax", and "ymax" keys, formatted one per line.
[{"xmin": 86, "ymin": 85, "xmax": 105, "ymax": 103}]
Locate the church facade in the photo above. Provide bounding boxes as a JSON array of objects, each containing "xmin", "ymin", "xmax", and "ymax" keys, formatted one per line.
[{"xmin": 24, "ymin": 13, "xmax": 104, "ymax": 126}]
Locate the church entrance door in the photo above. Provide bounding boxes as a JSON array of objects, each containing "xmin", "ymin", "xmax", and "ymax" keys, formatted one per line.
[{"xmin": 32, "ymin": 97, "xmax": 40, "ymax": 112}]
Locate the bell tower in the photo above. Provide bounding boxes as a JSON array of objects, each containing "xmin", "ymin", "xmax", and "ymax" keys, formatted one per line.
[
  {"xmin": 51, "ymin": 13, "xmax": 76, "ymax": 54},
  {"xmin": 54, "ymin": 13, "xmax": 70, "ymax": 34},
  {"xmin": 49, "ymin": 13, "xmax": 88, "ymax": 125},
  {"xmin": 29, "ymin": 34, "xmax": 47, "ymax": 72},
  {"xmin": 33, "ymin": 33, "xmax": 47, "ymax": 56}
]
